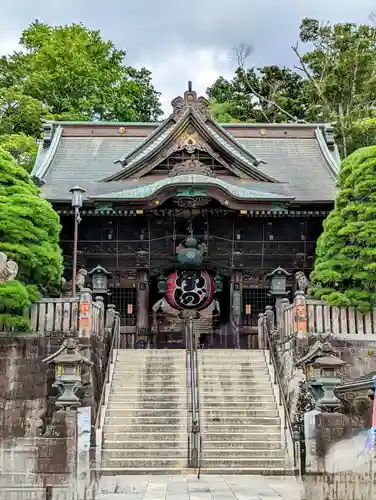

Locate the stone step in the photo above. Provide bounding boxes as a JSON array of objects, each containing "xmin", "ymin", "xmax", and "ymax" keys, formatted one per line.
[
  {"xmin": 201, "ymin": 458, "xmax": 286, "ymax": 468},
  {"xmin": 111, "ymin": 384, "xmax": 185, "ymax": 389},
  {"xmin": 110, "ymin": 387, "xmax": 180, "ymax": 393},
  {"xmin": 200, "ymin": 394, "xmax": 275, "ymax": 402},
  {"xmin": 200, "ymin": 374, "xmax": 271, "ymax": 379},
  {"xmin": 198, "ymin": 351, "xmax": 269, "ymax": 364},
  {"xmin": 200, "ymin": 383, "xmax": 274, "ymax": 395},
  {"xmin": 201, "ymin": 402, "xmax": 277, "ymax": 409},
  {"xmin": 103, "ymin": 440, "xmax": 187, "ymax": 450},
  {"xmin": 104, "ymin": 424, "xmax": 182, "ymax": 433},
  {"xmin": 107, "ymin": 401, "xmax": 187, "ymax": 409},
  {"xmin": 200, "ymin": 394, "xmax": 276, "ymax": 402},
  {"xmin": 111, "ymin": 379, "xmax": 185, "ymax": 386},
  {"xmin": 202, "ymin": 449, "xmax": 284, "ymax": 458},
  {"xmin": 202, "ymin": 425, "xmax": 281, "ymax": 443},
  {"xmin": 109, "ymin": 394, "xmax": 180, "ymax": 402},
  {"xmin": 199, "ymin": 467, "xmax": 293, "ymax": 476},
  {"xmin": 0, "ymin": 474, "xmax": 44, "ymax": 487},
  {"xmin": 202, "ymin": 423, "xmax": 280, "ymax": 433},
  {"xmin": 202, "ymin": 440, "xmax": 282, "ymax": 449},
  {"xmin": 116, "ymin": 353, "xmax": 185, "ymax": 359},
  {"xmin": 105, "ymin": 416, "xmax": 183, "ymax": 425},
  {"xmin": 202, "ymin": 409, "xmax": 279, "ymax": 418},
  {"xmin": 104, "ymin": 432, "xmax": 184, "ymax": 441},
  {"xmin": 112, "ymin": 370, "xmax": 187, "ymax": 376},
  {"xmin": 103, "ymin": 449, "xmax": 187, "ymax": 458},
  {"xmin": 106, "ymin": 409, "xmax": 186, "ymax": 418},
  {"xmin": 101, "ymin": 458, "xmax": 186, "ymax": 468},
  {"xmin": 200, "ymin": 364, "xmax": 269, "ymax": 369},
  {"xmin": 202, "ymin": 417, "xmax": 280, "ymax": 426},
  {"xmin": 200, "ymin": 375, "xmax": 271, "ymax": 381},
  {"xmin": 200, "ymin": 384, "xmax": 275, "ymax": 390},
  {"xmin": 100, "ymin": 467, "xmax": 185, "ymax": 475}
]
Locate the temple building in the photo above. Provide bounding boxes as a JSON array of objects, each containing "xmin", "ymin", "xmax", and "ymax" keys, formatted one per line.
[{"xmin": 31, "ymin": 84, "xmax": 340, "ymax": 348}]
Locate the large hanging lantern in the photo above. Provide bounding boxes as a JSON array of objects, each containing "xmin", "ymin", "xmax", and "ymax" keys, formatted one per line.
[{"xmin": 165, "ymin": 269, "xmax": 214, "ymax": 311}]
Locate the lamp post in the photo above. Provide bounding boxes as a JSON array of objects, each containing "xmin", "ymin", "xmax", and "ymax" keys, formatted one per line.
[{"xmin": 70, "ymin": 186, "xmax": 86, "ymax": 297}]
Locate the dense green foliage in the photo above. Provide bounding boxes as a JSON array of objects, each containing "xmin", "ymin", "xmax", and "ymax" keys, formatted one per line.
[
  {"xmin": 310, "ymin": 146, "xmax": 376, "ymax": 309},
  {"xmin": 0, "ymin": 21, "xmax": 162, "ymax": 167},
  {"xmin": 208, "ymin": 65, "xmax": 309, "ymax": 123},
  {"xmin": 0, "ymin": 148, "xmax": 63, "ymax": 329},
  {"xmin": 208, "ymin": 18, "xmax": 376, "ymax": 156}
]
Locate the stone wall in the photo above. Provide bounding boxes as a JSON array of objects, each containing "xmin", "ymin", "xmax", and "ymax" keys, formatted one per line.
[{"xmin": 0, "ymin": 333, "xmax": 107, "ymax": 499}]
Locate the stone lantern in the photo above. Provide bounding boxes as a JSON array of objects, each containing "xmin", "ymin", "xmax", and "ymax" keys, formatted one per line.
[
  {"xmin": 267, "ymin": 266, "xmax": 291, "ymax": 331},
  {"xmin": 88, "ymin": 264, "xmax": 111, "ymax": 294},
  {"xmin": 314, "ymin": 355, "xmax": 345, "ymax": 412},
  {"xmin": 267, "ymin": 266, "xmax": 291, "ymax": 296},
  {"xmin": 43, "ymin": 337, "xmax": 93, "ymax": 409}
]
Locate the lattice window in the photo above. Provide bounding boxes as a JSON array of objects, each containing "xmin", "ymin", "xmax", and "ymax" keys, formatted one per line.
[
  {"xmin": 110, "ymin": 287, "xmax": 137, "ymax": 326},
  {"xmin": 242, "ymin": 288, "xmax": 273, "ymax": 327}
]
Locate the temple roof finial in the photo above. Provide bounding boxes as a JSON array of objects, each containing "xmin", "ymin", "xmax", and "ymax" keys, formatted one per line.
[{"xmin": 170, "ymin": 82, "xmax": 209, "ymax": 120}]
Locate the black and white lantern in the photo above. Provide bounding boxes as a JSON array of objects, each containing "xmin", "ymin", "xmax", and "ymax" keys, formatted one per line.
[{"xmin": 88, "ymin": 265, "xmax": 111, "ymax": 294}]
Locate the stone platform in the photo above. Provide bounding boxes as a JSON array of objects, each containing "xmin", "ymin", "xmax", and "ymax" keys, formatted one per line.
[{"xmin": 96, "ymin": 474, "xmax": 303, "ymax": 499}]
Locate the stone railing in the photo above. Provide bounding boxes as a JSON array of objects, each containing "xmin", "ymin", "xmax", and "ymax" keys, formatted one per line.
[
  {"xmin": 4, "ymin": 288, "xmax": 106, "ymax": 336},
  {"xmin": 282, "ymin": 292, "xmax": 376, "ymax": 338},
  {"xmin": 29, "ymin": 297, "xmax": 79, "ymax": 335}
]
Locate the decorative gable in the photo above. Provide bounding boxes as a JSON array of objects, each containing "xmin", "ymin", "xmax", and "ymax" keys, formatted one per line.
[{"xmin": 101, "ymin": 83, "xmax": 280, "ymax": 184}]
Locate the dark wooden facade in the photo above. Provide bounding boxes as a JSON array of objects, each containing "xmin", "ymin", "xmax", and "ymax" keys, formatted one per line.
[{"xmin": 57, "ymin": 208, "xmax": 329, "ymax": 338}]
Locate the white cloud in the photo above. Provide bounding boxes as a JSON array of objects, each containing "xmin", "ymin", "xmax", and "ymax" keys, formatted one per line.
[
  {"xmin": 140, "ymin": 47, "xmax": 234, "ymax": 117},
  {"xmin": 0, "ymin": 36, "xmax": 20, "ymax": 56},
  {"xmin": 0, "ymin": 0, "xmax": 375, "ymax": 117}
]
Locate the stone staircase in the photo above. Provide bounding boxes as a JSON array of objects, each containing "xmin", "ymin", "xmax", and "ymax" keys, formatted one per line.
[
  {"xmin": 198, "ymin": 349, "xmax": 290, "ymax": 474},
  {"xmin": 101, "ymin": 349, "xmax": 188, "ymax": 474}
]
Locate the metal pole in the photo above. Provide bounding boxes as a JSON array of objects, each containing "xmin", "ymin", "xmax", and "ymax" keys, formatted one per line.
[{"xmin": 71, "ymin": 208, "xmax": 79, "ymax": 297}]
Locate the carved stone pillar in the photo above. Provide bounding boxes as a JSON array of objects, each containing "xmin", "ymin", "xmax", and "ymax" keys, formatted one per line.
[
  {"xmin": 230, "ymin": 271, "xmax": 242, "ymax": 349},
  {"xmin": 136, "ymin": 271, "xmax": 149, "ymax": 341}
]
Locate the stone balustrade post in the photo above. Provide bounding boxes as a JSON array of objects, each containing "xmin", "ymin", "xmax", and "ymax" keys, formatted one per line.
[
  {"xmin": 258, "ymin": 313, "xmax": 265, "ymax": 349},
  {"xmin": 293, "ymin": 290, "xmax": 308, "ymax": 339},
  {"xmin": 264, "ymin": 305, "xmax": 275, "ymax": 333},
  {"xmin": 105, "ymin": 303, "xmax": 116, "ymax": 334},
  {"xmin": 280, "ymin": 297, "xmax": 290, "ymax": 341},
  {"xmin": 78, "ymin": 288, "xmax": 93, "ymax": 339},
  {"xmin": 94, "ymin": 296, "xmax": 105, "ymax": 338}
]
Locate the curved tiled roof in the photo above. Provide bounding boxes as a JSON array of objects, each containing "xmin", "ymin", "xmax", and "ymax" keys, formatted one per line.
[{"xmin": 90, "ymin": 174, "xmax": 294, "ymax": 201}]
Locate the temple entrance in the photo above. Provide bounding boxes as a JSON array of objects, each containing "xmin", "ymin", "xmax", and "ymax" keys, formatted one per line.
[{"xmin": 149, "ymin": 273, "xmax": 239, "ymax": 349}]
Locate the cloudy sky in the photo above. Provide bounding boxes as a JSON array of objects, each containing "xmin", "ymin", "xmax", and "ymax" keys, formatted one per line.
[{"xmin": 1, "ymin": 1, "xmax": 375, "ymax": 115}]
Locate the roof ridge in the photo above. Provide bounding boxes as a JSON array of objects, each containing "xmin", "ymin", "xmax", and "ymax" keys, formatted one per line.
[
  {"xmin": 206, "ymin": 120, "xmax": 264, "ymax": 166},
  {"xmin": 30, "ymin": 126, "xmax": 62, "ymax": 183},
  {"xmin": 315, "ymin": 128, "xmax": 340, "ymax": 178}
]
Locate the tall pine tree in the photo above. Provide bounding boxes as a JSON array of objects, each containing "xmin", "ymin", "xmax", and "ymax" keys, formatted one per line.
[
  {"xmin": 310, "ymin": 146, "xmax": 376, "ymax": 309},
  {"xmin": 0, "ymin": 147, "xmax": 63, "ymax": 329}
]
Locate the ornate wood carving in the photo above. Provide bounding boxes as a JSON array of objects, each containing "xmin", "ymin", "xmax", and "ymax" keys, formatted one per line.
[
  {"xmin": 171, "ymin": 83, "xmax": 209, "ymax": 120},
  {"xmin": 169, "ymin": 159, "xmax": 214, "ymax": 177},
  {"xmin": 172, "ymin": 197, "xmax": 211, "ymax": 208}
]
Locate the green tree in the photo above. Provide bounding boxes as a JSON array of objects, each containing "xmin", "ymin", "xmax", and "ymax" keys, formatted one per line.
[
  {"xmin": 310, "ymin": 146, "xmax": 376, "ymax": 309},
  {"xmin": 0, "ymin": 148, "xmax": 63, "ymax": 330},
  {"xmin": 0, "ymin": 133, "xmax": 38, "ymax": 172},
  {"xmin": 293, "ymin": 18, "xmax": 376, "ymax": 156},
  {"xmin": 207, "ymin": 44, "xmax": 309, "ymax": 123},
  {"xmin": 0, "ymin": 87, "xmax": 49, "ymax": 137},
  {"xmin": 6, "ymin": 21, "xmax": 162, "ymax": 122}
]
